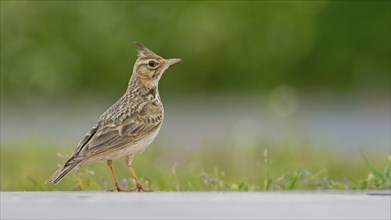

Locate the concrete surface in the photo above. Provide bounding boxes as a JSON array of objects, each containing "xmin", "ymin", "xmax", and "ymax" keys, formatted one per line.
[{"xmin": 1, "ymin": 191, "xmax": 390, "ymax": 219}]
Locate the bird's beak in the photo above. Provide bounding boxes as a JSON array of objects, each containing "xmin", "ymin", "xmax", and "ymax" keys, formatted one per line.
[{"xmin": 166, "ymin": 58, "xmax": 181, "ymax": 66}]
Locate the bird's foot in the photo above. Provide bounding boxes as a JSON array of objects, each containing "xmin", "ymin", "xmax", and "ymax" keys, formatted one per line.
[
  {"xmin": 107, "ymin": 186, "xmax": 130, "ymax": 192},
  {"xmin": 129, "ymin": 184, "xmax": 152, "ymax": 192}
]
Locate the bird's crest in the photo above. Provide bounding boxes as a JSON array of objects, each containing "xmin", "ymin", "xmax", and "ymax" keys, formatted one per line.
[{"xmin": 135, "ymin": 43, "xmax": 157, "ymax": 58}]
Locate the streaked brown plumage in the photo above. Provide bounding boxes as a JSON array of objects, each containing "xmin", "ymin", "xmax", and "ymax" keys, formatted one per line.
[{"xmin": 45, "ymin": 43, "xmax": 181, "ymax": 191}]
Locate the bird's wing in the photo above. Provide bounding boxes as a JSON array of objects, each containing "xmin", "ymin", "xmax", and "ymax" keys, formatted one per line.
[
  {"xmin": 71, "ymin": 102, "xmax": 163, "ymax": 161},
  {"xmin": 70, "ymin": 124, "xmax": 99, "ymax": 160}
]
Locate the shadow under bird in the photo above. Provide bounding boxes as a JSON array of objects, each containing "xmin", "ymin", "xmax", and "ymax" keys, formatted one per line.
[{"xmin": 46, "ymin": 43, "xmax": 181, "ymax": 191}]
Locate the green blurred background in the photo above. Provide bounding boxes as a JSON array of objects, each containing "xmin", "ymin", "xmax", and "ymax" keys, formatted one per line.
[
  {"xmin": 2, "ymin": 1, "xmax": 389, "ymax": 100},
  {"xmin": 1, "ymin": 1, "xmax": 390, "ymax": 191}
]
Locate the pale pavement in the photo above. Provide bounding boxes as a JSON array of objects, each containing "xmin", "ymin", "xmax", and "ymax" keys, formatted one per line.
[{"xmin": 1, "ymin": 191, "xmax": 390, "ymax": 219}]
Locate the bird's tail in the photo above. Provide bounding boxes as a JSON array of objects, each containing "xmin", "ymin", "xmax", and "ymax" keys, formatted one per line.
[{"xmin": 45, "ymin": 160, "xmax": 81, "ymax": 184}]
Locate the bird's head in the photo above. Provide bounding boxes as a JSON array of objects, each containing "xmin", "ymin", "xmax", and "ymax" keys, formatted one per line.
[{"xmin": 131, "ymin": 43, "xmax": 181, "ymax": 89}]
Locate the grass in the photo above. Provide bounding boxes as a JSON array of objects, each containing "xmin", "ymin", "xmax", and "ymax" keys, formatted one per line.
[{"xmin": 1, "ymin": 140, "xmax": 390, "ymax": 191}]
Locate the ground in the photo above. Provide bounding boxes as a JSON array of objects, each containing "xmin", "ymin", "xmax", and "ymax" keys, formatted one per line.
[{"xmin": 1, "ymin": 191, "xmax": 390, "ymax": 219}]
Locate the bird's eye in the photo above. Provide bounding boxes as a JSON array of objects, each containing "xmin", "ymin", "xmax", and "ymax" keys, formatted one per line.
[{"xmin": 148, "ymin": 61, "xmax": 156, "ymax": 67}]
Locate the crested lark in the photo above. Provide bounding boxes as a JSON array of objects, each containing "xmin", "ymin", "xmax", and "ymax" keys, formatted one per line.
[{"xmin": 46, "ymin": 43, "xmax": 181, "ymax": 191}]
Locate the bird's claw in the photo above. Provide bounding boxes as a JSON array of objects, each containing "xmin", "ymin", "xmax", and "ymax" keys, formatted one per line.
[
  {"xmin": 129, "ymin": 184, "xmax": 152, "ymax": 192},
  {"xmin": 107, "ymin": 185, "xmax": 130, "ymax": 192},
  {"xmin": 107, "ymin": 184, "xmax": 152, "ymax": 192}
]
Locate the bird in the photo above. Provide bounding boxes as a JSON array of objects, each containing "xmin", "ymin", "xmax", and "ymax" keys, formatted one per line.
[{"xmin": 45, "ymin": 43, "xmax": 181, "ymax": 191}]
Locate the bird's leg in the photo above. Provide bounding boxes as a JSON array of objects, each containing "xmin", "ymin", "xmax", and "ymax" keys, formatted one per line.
[
  {"xmin": 107, "ymin": 160, "xmax": 126, "ymax": 192},
  {"xmin": 125, "ymin": 155, "xmax": 151, "ymax": 192}
]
